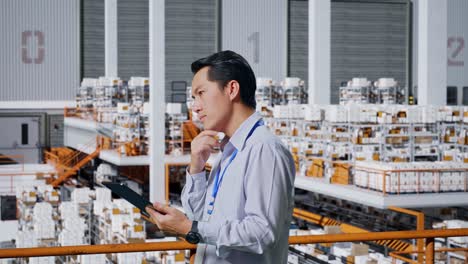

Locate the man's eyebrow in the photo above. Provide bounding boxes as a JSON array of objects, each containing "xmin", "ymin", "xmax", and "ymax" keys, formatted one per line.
[
  {"xmin": 192, "ymin": 85, "xmax": 203, "ymax": 94},
  {"xmin": 191, "ymin": 86, "xmax": 200, "ymax": 98}
]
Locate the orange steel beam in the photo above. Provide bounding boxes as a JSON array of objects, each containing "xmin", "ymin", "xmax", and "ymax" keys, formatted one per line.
[
  {"xmin": 51, "ymin": 148, "xmax": 100, "ymax": 187},
  {"xmin": 1, "ymin": 229, "xmax": 468, "ymax": 259},
  {"xmin": 392, "ymin": 244, "xmax": 468, "ymax": 264},
  {"xmin": 286, "ymin": 228, "xmax": 468, "ymax": 244},
  {"xmin": 54, "ymin": 163, "xmax": 74, "ymax": 172},
  {"xmin": 392, "ymin": 247, "xmax": 468, "ymax": 254},
  {"xmin": 58, "ymin": 138, "xmax": 97, "ymax": 166},
  {"xmin": 389, "ymin": 252, "xmax": 418, "ymax": 264},
  {"xmin": 294, "ymin": 208, "xmax": 370, "ymax": 233},
  {"xmin": 293, "ymin": 208, "xmax": 343, "ymax": 227},
  {"xmin": 60, "ymin": 148, "xmax": 89, "ymax": 167},
  {"xmin": 43, "ymin": 151, "xmax": 59, "ymax": 162},
  {"xmin": 389, "ymin": 206, "xmax": 425, "ymax": 263},
  {"xmin": 0, "ymin": 172, "xmax": 55, "ymax": 176},
  {"xmin": 0, "ymin": 241, "xmax": 197, "ymax": 258}
]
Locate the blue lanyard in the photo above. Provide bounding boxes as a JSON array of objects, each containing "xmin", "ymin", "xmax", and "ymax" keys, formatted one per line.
[{"xmin": 207, "ymin": 119, "xmax": 263, "ymax": 215}]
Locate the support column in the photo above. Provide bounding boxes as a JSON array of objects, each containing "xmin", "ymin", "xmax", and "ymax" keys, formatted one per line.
[
  {"xmin": 417, "ymin": 0, "xmax": 447, "ymax": 105},
  {"xmin": 149, "ymin": 0, "xmax": 166, "ymax": 203},
  {"xmin": 308, "ymin": 0, "xmax": 331, "ymax": 105},
  {"xmin": 104, "ymin": 0, "xmax": 118, "ymax": 77}
]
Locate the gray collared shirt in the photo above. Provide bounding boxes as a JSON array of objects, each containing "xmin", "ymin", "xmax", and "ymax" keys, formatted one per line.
[{"xmin": 181, "ymin": 112, "xmax": 295, "ymax": 263}]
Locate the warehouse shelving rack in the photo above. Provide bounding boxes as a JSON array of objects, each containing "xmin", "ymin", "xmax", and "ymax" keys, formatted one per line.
[
  {"xmin": 376, "ymin": 86, "xmax": 405, "ymax": 105},
  {"xmin": 412, "ymin": 123, "xmax": 440, "ymax": 161},
  {"xmin": 339, "ymin": 85, "xmax": 377, "ymax": 105},
  {"xmin": 381, "ymin": 123, "xmax": 411, "ymax": 163},
  {"xmin": 350, "ymin": 123, "xmax": 381, "ymax": 163},
  {"xmin": 55, "ymin": 201, "xmax": 93, "ymax": 264},
  {"xmin": 446, "ymin": 240, "xmax": 468, "ymax": 263},
  {"xmin": 165, "ymin": 113, "xmax": 186, "ymax": 156}
]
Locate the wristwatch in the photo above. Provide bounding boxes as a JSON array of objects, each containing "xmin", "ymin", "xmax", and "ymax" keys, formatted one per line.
[{"xmin": 185, "ymin": 220, "xmax": 202, "ymax": 244}]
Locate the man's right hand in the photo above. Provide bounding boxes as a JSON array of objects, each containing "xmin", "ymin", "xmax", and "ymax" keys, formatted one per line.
[{"xmin": 189, "ymin": 130, "xmax": 220, "ymax": 174}]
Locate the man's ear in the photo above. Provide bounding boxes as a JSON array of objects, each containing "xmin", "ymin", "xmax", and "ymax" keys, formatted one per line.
[{"xmin": 225, "ymin": 80, "xmax": 240, "ymax": 101}]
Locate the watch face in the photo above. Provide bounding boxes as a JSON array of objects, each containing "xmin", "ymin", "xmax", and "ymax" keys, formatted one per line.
[{"xmin": 186, "ymin": 232, "xmax": 201, "ymax": 244}]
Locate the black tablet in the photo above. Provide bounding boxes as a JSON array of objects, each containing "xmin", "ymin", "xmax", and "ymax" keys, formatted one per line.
[{"xmin": 102, "ymin": 182, "xmax": 154, "ymax": 218}]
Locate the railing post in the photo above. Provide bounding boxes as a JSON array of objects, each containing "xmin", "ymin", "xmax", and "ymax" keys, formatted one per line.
[
  {"xmin": 389, "ymin": 206, "xmax": 425, "ymax": 263},
  {"xmin": 416, "ymin": 212, "xmax": 425, "ymax": 263},
  {"xmin": 425, "ymin": 237, "xmax": 434, "ymax": 264},
  {"xmin": 382, "ymin": 172, "xmax": 386, "ymax": 195},
  {"xmin": 189, "ymin": 249, "xmax": 196, "ymax": 264}
]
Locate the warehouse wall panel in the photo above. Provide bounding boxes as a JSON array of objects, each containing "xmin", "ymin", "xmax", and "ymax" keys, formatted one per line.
[
  {"xmin": 165, "ymin": 0, "xmax": 216, "ymax": 102},
  {"xmin": 0, "ymin": 116, "xmax": 40, "ymax": 163},
  {"xmin": 82, "ymin": 0, "xmax": 105, "ymax": 78},
  {"xmin": 447, "ymin": 0, "xmax": 468, "ymax": 102},
  {"xmin": 92, "ymin": 0, "xmax": 216, "ymax": 102},
  {"xmin": 330, "ymin": 1, "xmax": 409, "ymax": 104},
  {"xmin": 117, "ymin": 0, "xmax": 149, "ymax": 80},
  {"xmin": 288, "ymin": 0, "xmax": 308, "ymax": 85},
  {"xmin": 48, "ymin": 114, "xmax": 64, "ymax": 147},
  {"xmin": 288, "ymin": 0, "xmax": 409, "ymax": 104},
  {"xmin": 0, "ymin": 0, "xmax": 79, "ymax": 101},
  {"xmin": 222, "ymin": 0, "xmax": 288, "ymax": 82}
]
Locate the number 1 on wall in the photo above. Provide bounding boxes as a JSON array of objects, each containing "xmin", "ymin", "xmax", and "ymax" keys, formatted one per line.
[{"xmin": 248, "ymin": 32, "xmax": 259, "ymax": 64}]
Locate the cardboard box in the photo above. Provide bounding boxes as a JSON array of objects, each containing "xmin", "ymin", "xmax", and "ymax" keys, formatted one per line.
[
  {"xmin": 351, "ymin": 243, "xmax": 369, "ymax": 256},
  {"xmin": 331, "ymin": 163, "xmax": 351, "ymax": 184},
  {"xmin": 307, "ymin": 159, "xmax": 325, "ymax": 178},
  {"xmin": 324, "ymin": 226, "xmax": 342, "ymax": 234}
]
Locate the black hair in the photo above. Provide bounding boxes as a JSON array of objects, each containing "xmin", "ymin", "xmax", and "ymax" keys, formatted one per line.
[{"xmin": 191, "ymin": 50, "xmax": 257, "ymax": 109}]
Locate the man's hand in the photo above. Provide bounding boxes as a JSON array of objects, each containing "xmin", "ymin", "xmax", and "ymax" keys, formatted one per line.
[
  {"xmin": 190, "ymin": 130, "xmax": 220, "ymax": 174},
  {"xmin": 146, "ymin": 202, "xmax": 192, "ymax": 235}
]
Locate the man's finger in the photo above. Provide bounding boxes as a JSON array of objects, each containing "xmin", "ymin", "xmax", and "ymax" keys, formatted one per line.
[
  {"xmin": 198, "ymin": 130, "xmax": 219, "ymax": 137},
  {"xmin": 146, "ymin": 206, "xmax": 157, "ymax": 217},
  {"xmin": 147, "ymin": 206, "xmax": 165, "ymax": 218},
  {"xmin": 146, "ymin": 206, "xmax": 164, "ymax": 226},
  {"xmin": 202, "ymin": 140, "xmax": 220, "ymax": 148},
  {"xmin": 153, "ymin": 202, "xmax": 170, "ymax": 214},
  {"xmin": 141, "ymin": 214, "xmax": 158, "ymax": 226}
]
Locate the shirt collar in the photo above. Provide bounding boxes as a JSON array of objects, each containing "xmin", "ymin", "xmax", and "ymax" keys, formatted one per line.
[{"xmin": 228, "ymin": 112, "xmax": 263, "ymax": 152}]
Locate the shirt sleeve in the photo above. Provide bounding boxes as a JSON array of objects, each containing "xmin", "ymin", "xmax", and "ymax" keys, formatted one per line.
[
  {"xmin": 181, "ymin": 169, "xmax": 208, "ymax": 221},
  {"xmin": 198, "ymin": 141, "xmax": 295, "ymax": 257}
]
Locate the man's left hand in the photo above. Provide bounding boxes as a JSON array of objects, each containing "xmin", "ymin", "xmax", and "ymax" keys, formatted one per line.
[{"xmin": 146, "ymin": 202, "xmax": 192, "ymax": 235}]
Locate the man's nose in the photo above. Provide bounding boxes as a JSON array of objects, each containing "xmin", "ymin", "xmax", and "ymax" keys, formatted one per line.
[{"xmin": 192, "ymin": 100, "xmax": 202, "ymax": 113}]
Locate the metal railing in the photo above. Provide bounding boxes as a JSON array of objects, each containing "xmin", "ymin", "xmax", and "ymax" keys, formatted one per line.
[
  {"xmin": 355, "ymin": 165, "xmax": 468, "ymax": 195},
  {"xmin": 0, "ymin": 228, "xmax": 467, "ymax": 263},
  {"xmin": 388, "ymin": 206, "xmax": 426, "ymax": 263},
  {"xmin": 293, "ymin": 207, "xmax": 467, "ymax": 263}
]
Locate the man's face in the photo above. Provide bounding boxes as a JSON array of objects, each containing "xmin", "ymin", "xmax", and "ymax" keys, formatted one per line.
[{"xmin": 191, "ymin": 67, "xmax": 231, "ymax": 131}]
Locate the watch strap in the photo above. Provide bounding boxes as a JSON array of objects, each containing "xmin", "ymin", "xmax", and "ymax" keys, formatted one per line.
[{"xmin": 191, "ymin": 220, "xmax": 199, "ymax": 233}]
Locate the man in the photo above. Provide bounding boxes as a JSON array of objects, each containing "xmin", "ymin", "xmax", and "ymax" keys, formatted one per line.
[{"xmin": 147, "ymin": 50, "xmax": 295, "ymax": 263}]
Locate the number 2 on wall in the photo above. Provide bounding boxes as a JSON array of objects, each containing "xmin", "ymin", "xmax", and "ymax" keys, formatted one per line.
[{"xmin": 448, "ymin": 36, "xmax": 465, "ymax": 67}]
